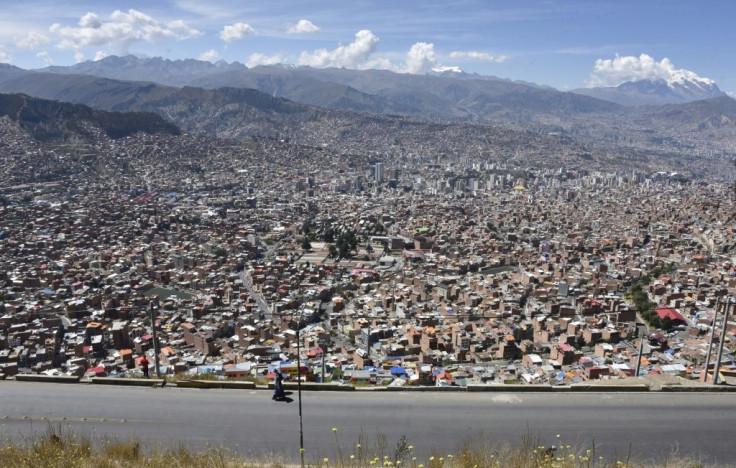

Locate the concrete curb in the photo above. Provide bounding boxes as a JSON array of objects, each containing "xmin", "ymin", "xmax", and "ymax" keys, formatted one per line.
[
  {"xmin": 4, "ymin": 377, "xmax": 733, "ymax": 393},
  {"xmin": 660, "ymin": 384, "xmax": 736, "ymax": 392},
  {"xmin": 176, "ymin": 380, "xmax": 255, "ymax": 390},
  {"xmin": 280, "ymin": 382, "xmax": 354, "ymax": 392},
  {"xmin": 14, "ymin": 374, "xmax": 81, "ymax": 384},
  {"xmin": 354, "ymin": 386, "xmax": 387, "ymax": 391},
  {"xmin": 570, "ymin": 384, "xmax": 650, "ymax": 392},
  {"xmin": 551, "ymin": 386, "xmax": 573, "ymax": 392},
  {"xmin": 89, "ymin": 377, "xmax": 165, "ymax": 387},
  {"xmin": 467, "ymin": 384, "xmax": 556, "ymax": 392},
  {"xmin": 385, "ymin": 385, "xmax": 464, "ymax": 392}
]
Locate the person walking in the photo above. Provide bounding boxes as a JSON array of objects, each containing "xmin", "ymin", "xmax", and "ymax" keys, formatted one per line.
[
  {"xmin": 272, "ymin": 368, "xmax": 284, "ymax": 400},
  {"xmin": 140, "ymin": 355, "xmax": 150, "ymax": 379}
]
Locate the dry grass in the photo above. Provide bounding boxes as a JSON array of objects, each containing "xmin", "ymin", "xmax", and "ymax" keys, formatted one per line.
[{"xmin": 0, "ymin": 425, "xmax": 711, "ymax": 468}]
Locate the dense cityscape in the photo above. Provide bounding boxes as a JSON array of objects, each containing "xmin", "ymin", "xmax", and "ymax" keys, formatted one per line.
[
  {"xmin": 3, "ymin": 3, "xmax": 736, "ymax": 467},
  {"xmin": 1, "ymin": 122, "xmax": 734, "ymax": 389}
]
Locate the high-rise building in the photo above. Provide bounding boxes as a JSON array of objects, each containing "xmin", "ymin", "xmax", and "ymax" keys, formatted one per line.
[{"xmin": 374, "ymin": 163, "xmax": 384, "ymax": 183}]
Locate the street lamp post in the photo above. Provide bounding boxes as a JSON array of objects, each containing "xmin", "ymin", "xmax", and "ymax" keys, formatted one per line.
[
  {"xmin": 148, "ymin": 301, "xmax": 162, "ymax": 379},
  {"xmin": 319, "ymin": 335, "xmax": 332, "ymax": 383},
  {"xmin": 295, "ymin": 304, "xmax": 306, "ymax": 467},
  {"xmin": 704, "ymin": 298, "xmax": 720, "ymax": 382},
  {"xmin": 634, "ymin": 335, "xmax": 644, "ymax": 377},
  {"xmin": 713, "ymin": 296, "xmax": 731, "ymax": 385}
]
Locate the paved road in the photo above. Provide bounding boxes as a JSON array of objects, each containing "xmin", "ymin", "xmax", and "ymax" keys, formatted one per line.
[
  {"xmin": 1, "ymin": 382, "xmax": 735, "ymax": 466},
  {"xmin": 239, "ymin": 269, "xmax": 273, "ymax": 321}
]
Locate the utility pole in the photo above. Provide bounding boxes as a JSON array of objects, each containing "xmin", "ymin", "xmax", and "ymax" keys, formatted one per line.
[
  {"xmin": 713, "ymin": 296, "xmax": 731, "ymax": 385},
  {"xmin": 704, "ymin": 298, "xmax": 720, "ymax": 383},
  {"xmin": 148, "ymin": 301, "xmax": 162, "ymax": 379}
]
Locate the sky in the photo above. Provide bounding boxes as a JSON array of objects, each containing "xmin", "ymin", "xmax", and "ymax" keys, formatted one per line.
[{"xmin": 0, "ymin": 0, "xmax": 734, "ymax": 93}]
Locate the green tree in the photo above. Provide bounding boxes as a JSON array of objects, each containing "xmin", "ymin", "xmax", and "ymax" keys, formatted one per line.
[
  {"xmin": 323, "ymin": 227, "xmax": 335, "ymax": 243},
  {"xmin": 338, "ymin": 239, "xmax": 352, "ymax": 258},
  {"xmin": 576, "ymin": 335, "xmax": 586, "ymax": 349}
]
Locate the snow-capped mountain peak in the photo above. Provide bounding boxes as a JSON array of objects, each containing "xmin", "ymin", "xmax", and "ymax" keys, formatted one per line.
[
  {"xmin": 431, "ymin": 65, "xmax": 463, "ymax": 74},
  {"xmin": 574, "ymin": 75, "xmax": 724, "ymax": 106},
  {"xmin": 666, "ymin": 69, "xmax": 715, "ymax": 90}
]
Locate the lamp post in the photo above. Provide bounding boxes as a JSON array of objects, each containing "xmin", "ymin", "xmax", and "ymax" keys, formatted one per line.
[
  {"xmin": 319, "ymin": 335, "xmax": 332, "ymax": 383},
  {"xmin": 634, "ymin": 335, "xmax": 644, "ymax": 377},
  {"xmin": 704, "ymin": 298, "xmax": 720, "ymax": 382},
  {"xmin": 713, "ymin": 296, "xmax": 731, "ymax": 385},
  {"xmin": 148, "ymin": 301, "xmax": 162, "ymax": 379},
  {"xmin": 295, "ymin": 303, "xmax": 306, "ymax": 467}
]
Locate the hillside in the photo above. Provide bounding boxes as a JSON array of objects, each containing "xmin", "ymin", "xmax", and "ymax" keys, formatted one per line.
[{"xmin": 0, "ymin": 93, "xmax": 180, "ymax": 141}]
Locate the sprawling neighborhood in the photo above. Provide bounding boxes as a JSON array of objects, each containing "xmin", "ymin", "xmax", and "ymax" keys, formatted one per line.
[{"xmin": 1, "ymin": 131, "xmax": 734, "ymax": 389}]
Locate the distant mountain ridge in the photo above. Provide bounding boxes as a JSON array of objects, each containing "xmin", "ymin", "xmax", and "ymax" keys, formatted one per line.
[
  {"xmin": 42, "ymin": 55, "xmax": 246, "ymax": 87},
  {"xmin": 573, "ymin": 77, "xmax": 725, "ymax": 106},
  {"xmin": 36, "ymin": 55, "xmax": 620, "ymax": 122},
  {"xmin": 1, "ymin": 55, "xmax": 734, "ymax": 180},
  {"xmin": 34, "ymin": 54, "xmax": 731, "ymax": 112}
]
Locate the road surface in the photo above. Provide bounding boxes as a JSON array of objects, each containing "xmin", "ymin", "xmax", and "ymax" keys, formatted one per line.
[
  {"xmin": 239, "ymin": 269, "xmax": 273, "ymax": 321},
  {"xmin": 0, "ymin": 382, "xmax": 734, "ymax": 466}
]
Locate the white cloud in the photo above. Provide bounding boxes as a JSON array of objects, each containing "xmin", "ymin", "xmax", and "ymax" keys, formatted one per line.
[
  {"xmin": 293, "ymin": 32, "xmax": 456, "ymax": 74},
  {"xmin": 17, "ymin": 31, "xmax": 51, "ymax": 50},
  {"xmin": 449, "ymin": 50, "xmax": 507, "ymax": 63},
  {"xmin": 220, "ymin": 22, "xmax": 256, "ymax": 43},
  {"xmin": 199, "ymin": 49, "xmax": 220, "ymax": 62},
  {"xmin": 247, "ymin": 52, "xmax": 284, "ymax": 68},
  {"xmin": 94, "ymin": 50, "xmax": 108, "ymax": 61},
  {"xmin": 167, "ymin": 19, "xmax": 201, "ymax": 38},
  {"xmin": 404, "ymin": 42, "xmax": 438, "ymax": 74},
  {"xmin": 79, "ymin": 12, "xmax": 101, "ymax": 29},
  {"xmin": 49, "ymin": 9, "xmax": 202, "ymax": 51},
  {"xmin": 74, "ymin": 51, "xmax": 85, "ymax": 63},
  {"xmin": 297, "ymin": 29, "xmax": 380, "ymax": 69},
  {"xmin": 0, "ymin": 46, "xmax": 11, "ymax": 64},
  {"xmin": 588, "ymin": 53, "xmax": 714, "ymax": 87},
  {"xmin": 287, "ymin": 19, "xmax": 320, "ymax": 34},
  {"xmin": 36, "ymin": 50, "xmax": 54, "ymax": 65}
]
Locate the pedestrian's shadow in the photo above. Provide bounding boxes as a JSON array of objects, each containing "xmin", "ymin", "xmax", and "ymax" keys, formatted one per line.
[{"xmin": 274, "ymin": 396, "xmax": 294, "ymax": 403}]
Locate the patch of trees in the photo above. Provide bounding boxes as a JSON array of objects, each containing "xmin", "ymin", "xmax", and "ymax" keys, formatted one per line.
[
  {"xmin": 327, "ymin": 229, "xmax": 358, "ymax": 259},
  {"xmin": 626, "ymin": 264, "xmax": 677, "ymax": 331}
]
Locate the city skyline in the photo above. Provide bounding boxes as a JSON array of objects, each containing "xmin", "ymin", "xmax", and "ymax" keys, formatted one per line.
[{"xmin": 0, "ymin": 0, "xmax": 734, "ymax": 93}]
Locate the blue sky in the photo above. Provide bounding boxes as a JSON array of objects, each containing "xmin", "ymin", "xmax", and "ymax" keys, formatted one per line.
[{"xmin": 0, "ymin": 0, "xmax": 734, "ymax": 93}]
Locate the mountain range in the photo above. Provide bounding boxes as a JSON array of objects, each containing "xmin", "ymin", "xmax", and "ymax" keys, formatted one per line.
[
  {"xmin": 0, "ymin": 56, "xmax": 734, "ymax": 180},
  {"xmin": 36, "ymin": 55, "xmax": 725, "ymax": 108}
]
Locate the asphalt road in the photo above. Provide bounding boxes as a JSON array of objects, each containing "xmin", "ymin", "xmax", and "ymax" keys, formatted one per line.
[
  {"xmin": 1, "ymin": 382, "xmax": 735, "ymax": 466},
  {"xmin": 239, "ymin": 269, "xmax": 272, "ymax": 320}
]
